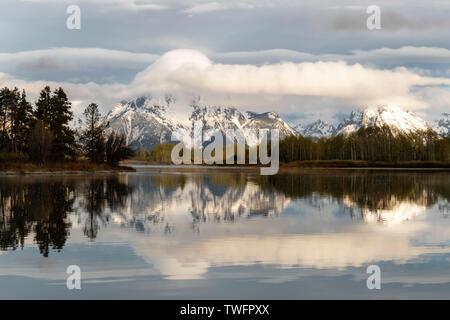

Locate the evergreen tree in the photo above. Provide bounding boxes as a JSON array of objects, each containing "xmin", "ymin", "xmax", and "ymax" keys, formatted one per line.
[
  {"xmin": 0, "ymin": 87, "xmax": 12, "ymax": 151},
  {"xmin": 80, "ymin": 103, "xmax": 108, "ymax": 163},
  {"xmin": 35, "ymin": 86, "xmax": 52, "ymax": 123},
  {"xmin": 35, "ymin": 86, "xmax": 75, "ymax": 160},
  {"xmin": 10, "ymin": 89, "xmax": 32, "ymax": 153}
]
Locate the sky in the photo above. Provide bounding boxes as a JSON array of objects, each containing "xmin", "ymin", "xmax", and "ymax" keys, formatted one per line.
[{"xmin": 1, "ymin": 0, "xmax": 450, "ymax": 125}]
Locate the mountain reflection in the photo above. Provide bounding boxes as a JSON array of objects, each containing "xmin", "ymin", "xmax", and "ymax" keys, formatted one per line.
[
  {"xmin": 0, "ymin": 169, "xmax": 449, "ymax": 257},
  {"xmin": 107, "ymin": 172, "xmax": 290, "ymax": 233},
  {"xmin": 256, "ymin": 170, "xmax": 450, "ymax": 223}
]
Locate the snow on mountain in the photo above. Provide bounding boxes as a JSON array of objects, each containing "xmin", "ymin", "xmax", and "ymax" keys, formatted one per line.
[
  {"xmin": 190, "ymin": 105, "xmax": 249, "ymax": 131},
  {"xmin": 106, "ymin": 96, "xmax": 189, "ymax": 151},
  {"xmin": 295, "ymin": 120, "xmax": 335, "ymax": 138},
  {"xmin": 434, "ymin": 113, "xmax": 450, "ymax": 137},
  {"xmin": 106, "ymin": 96, "xmax": 298, "ymax": 151},
  {"xmin": 334, "ymin": 105, "xmax": 433, "ymax": 137},
  {"xmin": 245, "ymin": 111, "xmax": 297, "ymax": 136},
  {"xmin": 334, "ymin": 110, "xmax": 364, "ymax": 136},
  {"xmin": 293, "ymin": 123, "xmax": 304, "ymax": 134},
  {"xmin": 106, "ymin": 99, "xmax": 438, "ymax": 150}
]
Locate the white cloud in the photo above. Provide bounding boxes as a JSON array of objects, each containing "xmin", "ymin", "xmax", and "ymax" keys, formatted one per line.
[
  {"xmin": 2, "ymin": 48, "xmax": 450, "ymax": 120},
  {"xmin": 133, "ymin": 49, "xmax": 450, "ymax": 109}
]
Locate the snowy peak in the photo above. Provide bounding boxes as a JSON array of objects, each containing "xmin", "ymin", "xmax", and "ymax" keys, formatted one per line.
[
  {"xmin": 335, "ymin": 105, "xmax": 433, "ymax": 136},
  {"xmin": 295, "ymin": 120, "xmax": 335, "ymax": 138},
  {"xmin": 434, "ymin": 113, "xmax": 450, "ymax": 137},
  {"xmin": 105, "ymin": 96, "xmax": 187, "ymax": 151},
  {"xmin": 190, "ymin": 104, "xmax": 249, "ymax": 131},
  {"xmin": 244, "ymin": 111, "xmax": 298, "ymax": 138},
  {"xmin": 295, "ymin": 105, "xmax": 436, "ymax": 139}
]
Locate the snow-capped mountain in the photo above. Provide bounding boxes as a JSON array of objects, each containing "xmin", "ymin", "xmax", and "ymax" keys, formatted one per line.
[
  {"xmin": 295, "ymin": 120, "xmax": 335, "ymax": 138},
  {"xmin": 243, "ymin": 111, "xmax": 298, "ymax": 139},
  {"xmin": 294, "ymin": 105, "xmax": 436, "ymax": 138},
  {"xmin": 106, "ymin": 96, "xmax": 297, "ymax": 151},
  {"xmin": 334, "ymin": 105, "xmax": 433, "ymax": 137},
  {"xmin": 189, "ymin": 104, "xmax": 249, "ymax": 132},
  {"xmin": 434, "ymin": 113, "xmax": 450, "ymax": 137},
  {"xmin": 106, "ymin": 96, "xmax": 189, "ymax": 151}
]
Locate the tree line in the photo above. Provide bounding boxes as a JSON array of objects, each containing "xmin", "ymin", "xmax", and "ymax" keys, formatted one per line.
[
  {"xmin": 279, "ymin": 126, "xmax": 450, "ymax": 163},
  {"xmin": 0, "ymin": 86, "xmax": 134, "ymax": 166}
]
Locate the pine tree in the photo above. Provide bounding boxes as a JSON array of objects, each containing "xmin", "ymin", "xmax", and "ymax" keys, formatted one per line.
[
  {"xmin": 80, "ymin": 103, "xmax": 108, "ymax": 163},
  {"xmin": 15, "ymin": 90, "xmax": 34, "ymax": 153},
  {"xmin": 9, "ymin": 89, "xmax": 32, "ymax": 153},
  {"xmin": 35, "ymin": 86, "xmax": 75, "ymax": 160},
  {"xmin": 35, "ymin": 86, "xmax": 52, "ymax": 124}
]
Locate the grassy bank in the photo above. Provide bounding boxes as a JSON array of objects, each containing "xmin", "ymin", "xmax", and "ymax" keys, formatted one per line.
[{"xmin": 0, "ymin": 160, "xmax": 135, "ymax": 174}]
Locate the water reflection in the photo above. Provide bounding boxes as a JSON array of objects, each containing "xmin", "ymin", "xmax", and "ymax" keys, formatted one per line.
[
  {"xmin": 0, "ymin": 179, "xmax": 75, "ymax": 257},
  {"xmin": 80, "ymin": 178, "xmax": 133, "ymax": 240},
  {"xmin": 258, "ymin": 170, "xmax": 450, "ymax": 224},
  {"xmin": 0, "ymin": 169, "xmax": 449, "ymax": 286},
  {"xmin": 0, "ymin": 176, "xmax": 132, "ymax": 256}
]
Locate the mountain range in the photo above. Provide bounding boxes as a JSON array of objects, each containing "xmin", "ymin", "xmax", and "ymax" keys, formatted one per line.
[
  {"xmin": 105, "ymin": 96, "xmax": 450, "ymax": 151},
  {"xmin": 296, "ymin": 106, "xmax": 449, "ymax": 138},
  {"xmin": 106, "ymin": 96, "xmax": 297, "ymax": 151}
]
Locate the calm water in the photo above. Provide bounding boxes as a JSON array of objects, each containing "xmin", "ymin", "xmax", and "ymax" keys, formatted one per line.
[{"xmin": 0, "ymin": 167, "xmax": 449, "ymax": 299}]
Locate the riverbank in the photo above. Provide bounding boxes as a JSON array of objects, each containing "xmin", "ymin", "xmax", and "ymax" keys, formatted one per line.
[
  {"xmin": 123, "ymin": 159, "xmax": 450, "ymax": 171},
  {"xmin": 281, "ymin": 160, "xmax": 450, "ymax": 169},
  {"xmin": 0, "ymin": 160, "xmax": 135, "ymax": 175}
]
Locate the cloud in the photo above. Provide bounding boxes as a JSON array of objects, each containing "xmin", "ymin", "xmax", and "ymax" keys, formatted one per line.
[
  {"xmin": 0, "ymin": 48, "xmax": 159, "ymax": 73},
  {"xmin": 2, "ymin": 48, "xmax": 450, "ymax": 120},
  {"xmin": 213, "ymin": 46, "xmax": 450, "ymax": 68},
  {"xmin": 133, "ymin": 49, "xmax": 450, "ymax": 108},
  {"xmin": 7, "ymin": 46, "xmax": 450, "ymax": 77},
  {"xmin": 331, "ymin": 8, "xmax": 450, "ymax": 32},
  {"xmin": 182, "ymin": 1, "xmax": 255, "ymax": 14},
  {"xmin": 21, "ymin": 0, "xmax": 169, "ymax": 11}
]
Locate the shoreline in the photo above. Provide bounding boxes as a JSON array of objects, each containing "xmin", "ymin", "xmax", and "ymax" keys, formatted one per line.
[
  {"xmin": 0, "ymin": 161, "xmax": 135, "ymax": 176},
  {"xmin": 2, "ymin": 160, "xmax": 450, "ymax": 176},
  {"xmin": 125, "ymin": 159, "xmax": 450, "ymax": 169}
]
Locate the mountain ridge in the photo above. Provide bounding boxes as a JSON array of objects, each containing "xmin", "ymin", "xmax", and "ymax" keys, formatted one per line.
[
  {"xmin": 105, "ymin": 98, "xmax": 446, "ymax": 151},
  {"xmin": 295, "ymin": 105, "xmax": 444, "ymax": 138},
  {"xmin": 106, "ymin": 96, "xmax": 298, "ymax": 151}
]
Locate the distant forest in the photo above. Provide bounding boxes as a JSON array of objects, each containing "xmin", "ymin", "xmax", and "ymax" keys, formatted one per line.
[
  {"xmin": 0, "ymin": 86, "xmax": 134, "ymax": 166},
  {"xmin": 136, "ymin": 126, "xmax": 450, "ymax": 164},
  {"xmin": 279, "ymin": 126, "xmax": 450, "ymax": 163}
]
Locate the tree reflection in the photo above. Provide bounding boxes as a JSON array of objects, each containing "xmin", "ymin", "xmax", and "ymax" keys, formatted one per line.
[
  {"xmin": 0, "ymin": 179, "xmax": 75, "ymax": 257},
  {"xmin": 256, "ymin": 170, "xmax": 450, "ymax": 217},
  {"xmin": 0, "ymin": 175, "xmax": 133, "ymax": 256},
  {"xmin": 81, "ymin": 177, "xmax": 133, "ymax": 240}
]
